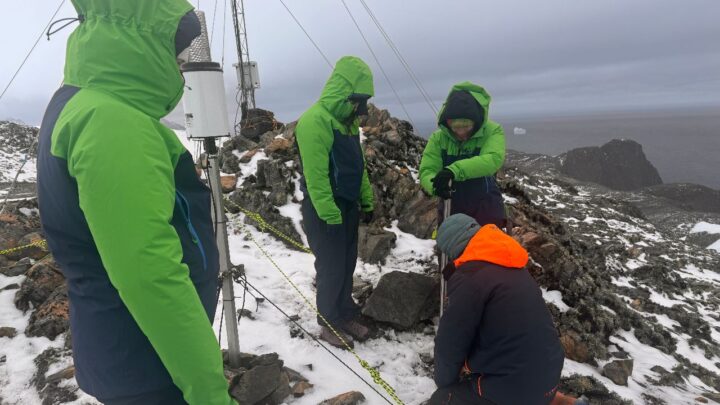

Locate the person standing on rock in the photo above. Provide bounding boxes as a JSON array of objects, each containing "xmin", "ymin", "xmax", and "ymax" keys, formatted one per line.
[
  {"xmin": 36, "ymin": 1, "xmax": 235, "ymax": 404},
  {"xmin": 429, "ymin": 213, "xmax": 568, "ymax": 405},
  {"xmin": 296, "ymin": 56, "xmax": 375, "ymax": 349},
  {"xmin": 419, "ymin": 82, "xmax": 507, "ymax": 228}
]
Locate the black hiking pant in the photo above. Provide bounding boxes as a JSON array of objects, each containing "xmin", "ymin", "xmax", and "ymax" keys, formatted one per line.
[
  {"xmin": 428, "ymin": 380, "xmax": 496, "ymax": 405},
  {"xmin": 301, "ymin": 196, "xmax": 361, "ymax": 328}
]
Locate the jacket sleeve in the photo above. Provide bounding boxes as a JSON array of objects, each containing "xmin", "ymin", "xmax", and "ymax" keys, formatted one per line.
[
  {"xmin": 296, "ymin": 112, "xmax": 342, "ymax": 224},
  {"xmin": 434, "ymin": 271, "xmax": 487, "ymax": 388},
  {"xmin": 447, "ymin": 122, "xmax": 505, "ymax": 181},
  {"xmin": 67, "ymin": 111, "xmax": 235, "ymax": 405},
  {"xmin": 360, "ymin": 158, "xmax": 374, "ymax": 212},
  {"xmin": 419, "ymin": 131, "xmax": 443, "ymax": 195}
]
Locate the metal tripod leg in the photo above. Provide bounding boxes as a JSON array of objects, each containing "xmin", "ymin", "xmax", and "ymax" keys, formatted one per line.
[{"xmin": 439, "ymin": 198, "xmax": 451, "ymax": 316}]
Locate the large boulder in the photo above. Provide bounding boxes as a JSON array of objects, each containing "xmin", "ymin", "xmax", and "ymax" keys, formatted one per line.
[
  {"xmin": 362, "ymin": 271, "xmax": 439, "ymax": 330},
  {"xmin": 559, "ymin": 139, "xmax": 662, "ymax": 190}
]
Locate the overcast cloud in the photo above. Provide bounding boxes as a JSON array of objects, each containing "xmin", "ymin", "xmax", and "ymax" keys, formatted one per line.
[{"xmin": 1, "ymin": 0, "xmax": 719, "ymax": 129}]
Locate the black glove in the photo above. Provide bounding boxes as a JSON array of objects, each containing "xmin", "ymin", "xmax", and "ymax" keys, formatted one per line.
[
  {"xmin": 432, "ymin": 168, "xmax": 455, "ymax": 199},
  {"xmin": 361, "ymin": 210, "xmax": 374, "ymax": 224}
]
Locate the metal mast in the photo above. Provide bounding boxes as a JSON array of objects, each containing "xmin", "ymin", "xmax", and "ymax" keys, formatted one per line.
[{"xmin": 231, "ymin": 0, "xmax": 256, "ymax": 120}]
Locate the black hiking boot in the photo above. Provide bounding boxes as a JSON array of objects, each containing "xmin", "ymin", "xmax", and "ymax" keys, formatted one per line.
[{"xmin": 319, "ymin": 326, "xmax": 354, "ymax": 350}]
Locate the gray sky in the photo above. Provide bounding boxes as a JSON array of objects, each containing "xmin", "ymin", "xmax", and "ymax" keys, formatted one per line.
[{"xmin": 1, "ymin": 0, "xmax": 719, "ymax": 131}]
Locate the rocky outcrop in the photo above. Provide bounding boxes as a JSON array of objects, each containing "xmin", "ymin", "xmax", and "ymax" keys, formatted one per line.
[
  {"xmin": 559, "ymin": 139, "xmax": 663, "ymax": 190},
  {"xmin": 644, "ymin": 183, "xmax": 720, "ymax": 213}
]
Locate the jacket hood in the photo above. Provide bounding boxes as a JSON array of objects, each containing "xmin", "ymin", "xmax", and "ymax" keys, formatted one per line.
[
  {"xmin": 437, "ymin": 81, "xmax": 492, "ymax": 137},
  {"xmin": 64, "ymin": 0, "xmax": 195, "ymax": 119},
  {"xmin": 454, "ymin": 224, "xmax": 529, "ymax": 269},
  {"xmin": 318, "ymin": 56, "xmax": 374, "ymax": 123}
]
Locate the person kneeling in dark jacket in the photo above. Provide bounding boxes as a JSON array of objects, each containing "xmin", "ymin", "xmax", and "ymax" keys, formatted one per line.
[{"xmin": 429, "ymin": 213, "xmax": 567, "ymax": 405}]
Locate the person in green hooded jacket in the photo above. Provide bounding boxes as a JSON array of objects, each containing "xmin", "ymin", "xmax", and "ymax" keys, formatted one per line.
[
  {"xmin": 295, "ymin": 56, "xmax": 375, "ymax": 349},
  {"xmin": 419, "ymin": 82, "xmax": 506, "ymax": 228},
  {"xmin": 36, "ymin": 1, "xmax": 235, "ymax": 404}
]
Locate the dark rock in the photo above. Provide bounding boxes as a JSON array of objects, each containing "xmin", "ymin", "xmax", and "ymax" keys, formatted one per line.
[
  {"xmin": 226, "ymin": 135, "xmax": 260, "ymax": 153},
  {"xmin": 558, "ymin": 375, "xmax": 632, "ymax": 404},
  {"xmin": 240, "ymin": 108, "xmax": 281, "ymax": 142},
  {"xmin": 0, "ymin": 355, "xmax": 5, "ymax": 364},
  {"xmin": 230, "ymin": 362, "xmax": 284, "ymax": 404},
  {"xmin": 0, "ymin": 326, "xmax": 17, "ymax": 338},
  {"xmin": 267, "ymin": 371, "xmax": 291, "ymax": 404},
  {"xmin": 319, "ymin": 391, "xmax": 366, "ymax": 405},
  {"xmin": 0, "ymin": 283, "xmax": 19, "ymax": 291},
  {"xmin": 26, "ymin": 285, "xmax": 69, "ymax": 340},
  {"xmin": 358, "ymin": 226, "xmax": 396, "ymax": 264},
  {"xmin": 1, "ymin": 257, "xmax": 33, "ymax": 276},
  {"xmin": 14, "ymin": 259, "xmax": 64, "ymax": 312},
  {"xmin": 238, "ymin": 308, "xmax": 255, "ymax": 320},
  {"xmin": 362, "ymin": 271, "xmax": 439, "ymax": 330},
  {"xmin": 602, "ymin": 359, "xmax": 634, "ymax": 386},
  {"xmin": 687, "ymin": 232, "xmax": 720, "ymax": 249},
  {"xmin": 221, "ymin": 152, "xmax": 241, "ymax": 174},
  {"xmin": 560, "ymin": 139, "xmax": 662, "ymax": 190},
  {"xmin": 397, "ymin": 193, "xmax": 437, "ymax": 239}
]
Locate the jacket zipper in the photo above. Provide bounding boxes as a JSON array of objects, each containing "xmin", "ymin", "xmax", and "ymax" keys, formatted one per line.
[{"xmin": 175, "ymin": 191, "xmax": 208, "ymax": 271}]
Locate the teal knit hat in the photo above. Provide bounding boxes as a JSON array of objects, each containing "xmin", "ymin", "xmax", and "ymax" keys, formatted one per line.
[{"xmin": 437, "ymin": 214, "xmax": 480, "ymax": 261}]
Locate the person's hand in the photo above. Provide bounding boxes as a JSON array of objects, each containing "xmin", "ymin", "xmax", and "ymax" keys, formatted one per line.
[
  {"xmin": 361, "ymin": 210, "xmax": 374, "ymax": 224},
  {"xmin": 432, "ymin": 168, "xmax": 454, "ymax": 199}
]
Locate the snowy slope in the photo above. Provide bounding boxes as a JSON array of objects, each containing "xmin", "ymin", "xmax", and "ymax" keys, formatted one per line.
[{"xmin": 2, "ymin": 128, "xmax": 720, "ymax": 404}]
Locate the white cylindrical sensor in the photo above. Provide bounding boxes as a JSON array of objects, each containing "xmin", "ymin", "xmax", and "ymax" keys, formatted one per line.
[{"xmin": 181, "ymin": 62, "xmax": 231, "ymax": 139}]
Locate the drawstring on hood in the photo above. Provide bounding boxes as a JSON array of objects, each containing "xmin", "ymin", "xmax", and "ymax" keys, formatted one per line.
[{"xmin": 47, "ymin": 16, "xmax": 85, "ymax": 40}]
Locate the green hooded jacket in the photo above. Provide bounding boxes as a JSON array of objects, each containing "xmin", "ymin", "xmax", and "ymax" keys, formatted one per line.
[
  {"xmin": 419, "ymin": 82, "xmax": 506, "ymax": 195},
  {"xmin": 295, "ymin": 56, "xmax": 375, "ymax": 224},
  {"xmin": 46, "ymin": 1, "xmax": 234, "ymax": 403}
]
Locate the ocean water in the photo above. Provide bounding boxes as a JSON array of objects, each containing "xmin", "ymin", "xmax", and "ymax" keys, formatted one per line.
[{"xmin": 413, "ymin": 109, "xmax": 720, "ymax": 190}]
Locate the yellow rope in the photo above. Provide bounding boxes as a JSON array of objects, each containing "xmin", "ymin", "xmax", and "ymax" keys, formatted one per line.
[
  {"xmin": 225, "ymin": 198, "xmax": 405, "ymax": 405},
  {"xmin": 0, "ymin": 239, "xmax": 48, "ymax": 256}
]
